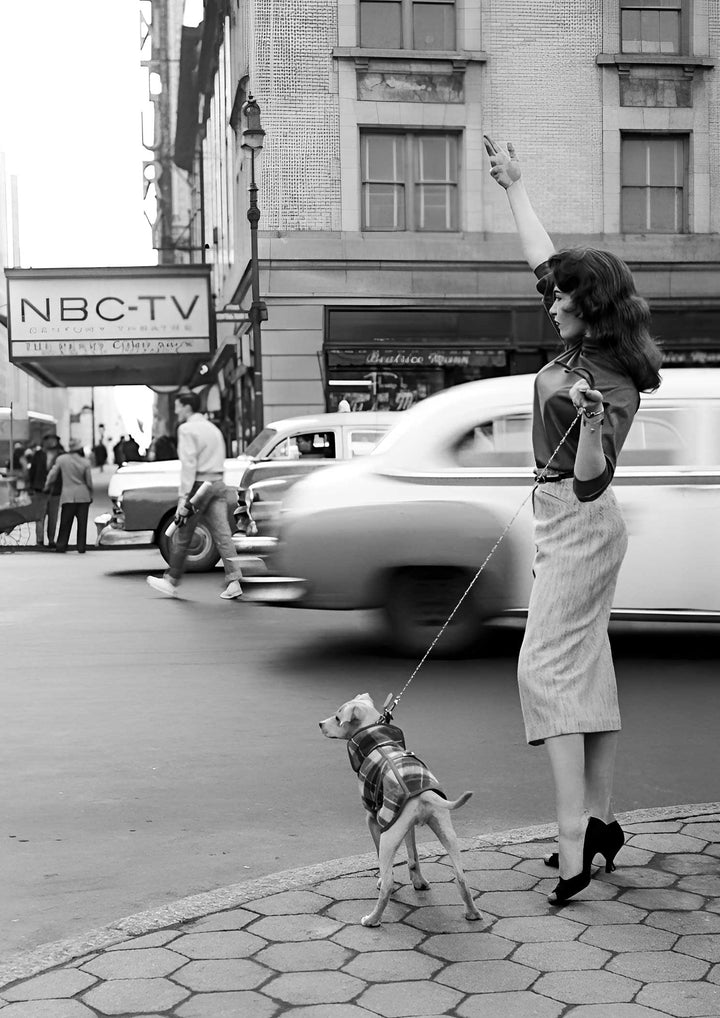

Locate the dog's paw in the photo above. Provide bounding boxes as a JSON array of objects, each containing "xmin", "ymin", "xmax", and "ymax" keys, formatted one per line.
[
  {"xmin": 465, "ymin": 907, "xmax": 484, "ymax": 922},
  {"xmin": 361, "ymin": 914, "xmax": 381, "ymax": 927},
  {"xmin": 411, "ymin": 877, "xmax": 430, "ymax": 891}
]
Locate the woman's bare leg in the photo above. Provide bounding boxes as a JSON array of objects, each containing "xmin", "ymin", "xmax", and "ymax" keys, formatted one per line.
[
  {"xmin": 544, "ymin": 733, "xmax": 587, "ymax": 878},
  {"xmin": 584, "ymin": 731, "xmax": 619, "ymax": 823}
]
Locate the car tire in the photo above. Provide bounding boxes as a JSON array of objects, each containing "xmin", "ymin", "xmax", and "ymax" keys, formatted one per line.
[
  {"xmin": 383, "ymin": 567, "xmax": 481, "ymax": 658},
  {"xmin": 157, "ymin": 514, "xmax": 220, "ymax": 573}
]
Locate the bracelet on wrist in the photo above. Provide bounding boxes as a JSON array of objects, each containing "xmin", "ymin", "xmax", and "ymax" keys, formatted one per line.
[{"xmin": 580, "ymin": 406, "xmax": 603, "ymax": 419}]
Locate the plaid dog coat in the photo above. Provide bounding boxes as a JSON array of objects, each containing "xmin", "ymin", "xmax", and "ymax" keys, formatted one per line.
[{"xmin": 347, "ymin": 722, "xmax": 446, "ymax": 831}]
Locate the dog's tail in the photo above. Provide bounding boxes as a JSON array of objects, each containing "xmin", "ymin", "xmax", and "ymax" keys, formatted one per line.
[{"xmin": 441, "ymin": 791, "xmax": 473, "ymax": 811}]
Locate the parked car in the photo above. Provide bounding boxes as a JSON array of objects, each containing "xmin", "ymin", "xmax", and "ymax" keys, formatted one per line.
[
  {"xmin": 242, "ymin": 369, "xmax": 720, "ymax": 655},
  {"xmin": 96, "ymin": 411, "xmax": 396, "ymax": 571}
]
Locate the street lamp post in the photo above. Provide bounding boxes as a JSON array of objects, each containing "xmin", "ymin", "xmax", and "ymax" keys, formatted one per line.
[{"xmin": 242, "ymin": 94, "xmax": 268, "ymax": 437}]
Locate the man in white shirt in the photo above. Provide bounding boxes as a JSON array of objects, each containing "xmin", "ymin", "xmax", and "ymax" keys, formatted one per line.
[{"xmin": 146, "ymin": 391, "xmax": 243, "ymax": 600}]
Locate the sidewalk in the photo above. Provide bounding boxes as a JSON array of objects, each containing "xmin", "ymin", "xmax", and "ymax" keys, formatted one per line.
[{"xmin": 0, "ymin": 805, "xmax": 718, "ymax": 1017}]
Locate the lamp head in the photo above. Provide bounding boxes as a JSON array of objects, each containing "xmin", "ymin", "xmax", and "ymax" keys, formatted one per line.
[{"xmin": 242, "ymin": 94, "xmax": 265, "ymax": 152}]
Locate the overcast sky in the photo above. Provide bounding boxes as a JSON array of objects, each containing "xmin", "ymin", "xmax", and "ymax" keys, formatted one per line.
[{"xmin": 0, "ymin": 0, "xmax": 155, "ymax": 268}]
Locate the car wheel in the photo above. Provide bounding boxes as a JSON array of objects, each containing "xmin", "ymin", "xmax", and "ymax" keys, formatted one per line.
[
  {"xmin": 157, "ymin": 514, "xmax": 220, "ymax": 573},
  {"xmin": 383, "ymin": 567, "xmax": 481, "ymax": 658}
]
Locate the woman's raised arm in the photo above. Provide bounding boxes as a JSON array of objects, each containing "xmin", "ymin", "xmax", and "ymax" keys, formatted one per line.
[{"xmin": 483, "ymin": 136, "xmax": 556, "ymax": 271}]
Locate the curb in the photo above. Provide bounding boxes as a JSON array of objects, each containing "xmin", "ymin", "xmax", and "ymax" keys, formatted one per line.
[{"xmin": 1, "ymin": 800, "xmax": 718, "ymax": 990}]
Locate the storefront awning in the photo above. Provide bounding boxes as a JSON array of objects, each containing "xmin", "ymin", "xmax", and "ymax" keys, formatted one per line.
[{"xmin": 5, "ymin": 265, "xmax": 216, "ymax": 388}]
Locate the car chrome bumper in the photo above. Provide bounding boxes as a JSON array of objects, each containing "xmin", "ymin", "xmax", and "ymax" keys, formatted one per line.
[
  {"xmin": 232, "ymin": 534, "xmax": 278, "ymax": 555},
  {"xmin": 241, "ymin": 575, "xmax": 307, "ymax": 603},
  {"xmin": 96, "ymin": 524, "xmax": 155, "ymax": 548}
]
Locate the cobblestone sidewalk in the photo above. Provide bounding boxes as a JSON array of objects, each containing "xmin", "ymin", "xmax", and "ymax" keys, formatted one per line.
[{"xmin": 1, "ymin": 805, "xmax": 719, "ymax": 1017}]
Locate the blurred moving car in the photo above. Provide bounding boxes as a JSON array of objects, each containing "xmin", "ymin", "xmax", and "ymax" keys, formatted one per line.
[
  {"xmin": 243, "ymin": 370, "xmax": 720, "ymax": 655},
  {"xmin": 95, "ymin": 412, "xmax": 395, "ymax": 571}
]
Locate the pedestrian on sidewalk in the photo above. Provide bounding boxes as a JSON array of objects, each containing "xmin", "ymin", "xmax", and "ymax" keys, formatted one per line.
[
  {"xmin": 146, "ymin": 392, "xmax": 243, "ymax": 600},
  {"xmin": 28, "ymin": 433, "xmax": 64, "ymax": 549},
  {"xmin": 45, "ymin": 438, "xmax": 94, "ymax": 553},
  {"xmin": 485, "ymin": 137, "xmax": 662, "ymax": 905}
]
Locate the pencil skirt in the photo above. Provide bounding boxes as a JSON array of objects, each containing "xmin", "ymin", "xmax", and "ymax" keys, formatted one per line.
[{"xmin": 517, "ymin": 479, "xmax": 627, "ymax": 746}]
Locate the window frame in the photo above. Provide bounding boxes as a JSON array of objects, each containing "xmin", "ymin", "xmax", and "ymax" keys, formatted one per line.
[
  {"xmin": 360, "ymin": 129, "xmax": 461, "ymax": 233},
  {"xmin": 619, "ymin": 0, "xmax": 689, "ymax": 56},
  {"xmin": 620, "ymin": 132, "xmax": 690, "ymax": 234},
  {"xmin": 358, "ymin": 0, "xmax": 457, "ymax": 52}
]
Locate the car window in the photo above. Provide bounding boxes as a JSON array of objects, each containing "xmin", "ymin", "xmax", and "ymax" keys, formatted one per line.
[
  {"xmin": 246, "ymin": 427, "xmax": 277, "ymax": 457},
  {"xmin": 347, "ymin": 428, "xmax": 387, "ymax": 457},
  {"xmin": 454, "ymin": 414, "xmax": 534, "ymax": 468},
  {"xmin": 620, "ymin": 402, "xmax": 720, "ymax": 468},
  {"xmin": 620, "ymin": 407, "xmax": 694, "ymax": 467}
]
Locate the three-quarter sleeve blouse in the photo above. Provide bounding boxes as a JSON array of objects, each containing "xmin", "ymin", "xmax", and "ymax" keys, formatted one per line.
[{"xmin": 532, "ymin": 262, "xmax": 640, "ymax": 502}]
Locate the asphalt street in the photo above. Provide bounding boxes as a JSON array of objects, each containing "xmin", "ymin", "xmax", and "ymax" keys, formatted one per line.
[{"xmin": 1, "ymin": 479, "xmax": 719, "ymax": 962}]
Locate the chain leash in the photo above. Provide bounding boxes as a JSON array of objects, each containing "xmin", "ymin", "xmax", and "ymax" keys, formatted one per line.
[{"xmin": 381, "ymin": 409, "xmax": 584, "ymax": 723}]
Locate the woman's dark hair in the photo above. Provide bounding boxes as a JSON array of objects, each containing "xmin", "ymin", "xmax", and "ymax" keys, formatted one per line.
[
  {"xmin": 176, "ymin": 391, "xmax": 201, "ymax": 414},
  {"xmin": 548, "ymin": 248, "xmax": 662, "ymax": 391}
]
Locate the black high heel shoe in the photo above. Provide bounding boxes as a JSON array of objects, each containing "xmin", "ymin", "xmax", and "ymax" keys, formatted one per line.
[
  {"xmin": 602, "ymin": 820, "xmax": 625, "ymax": 872},
  {"xmin": 548, "ymin": 816, "xmax": 605, "ymax": 906}
]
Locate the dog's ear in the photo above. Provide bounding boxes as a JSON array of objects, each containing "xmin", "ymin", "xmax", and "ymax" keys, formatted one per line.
[
  {"xmin": 337, "ymin": 701, "xmax": 362, "ymax": 727},
  {"xmin": 355, "ymin": 692, "xmax": 373, "ymax": 704}
]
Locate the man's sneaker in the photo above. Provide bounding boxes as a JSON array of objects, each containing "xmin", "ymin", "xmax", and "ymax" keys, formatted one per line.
[
  {"xmin": 147, "ymin": 575, "xmax": 179, "ymax": 597},
  {"xmin": 220, "ymin": 580, "xmax": 243, "ymax": 600}
]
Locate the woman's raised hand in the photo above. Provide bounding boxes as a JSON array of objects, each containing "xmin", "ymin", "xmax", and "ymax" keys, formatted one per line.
[{"xmin": 483, "ymin": 136, "xmax": 521, "ymax": 189}]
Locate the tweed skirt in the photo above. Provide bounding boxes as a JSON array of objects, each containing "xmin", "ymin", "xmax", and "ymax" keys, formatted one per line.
[{"xmin": 517, "ymin": 479, "xmax": 627, "ymax": 746}]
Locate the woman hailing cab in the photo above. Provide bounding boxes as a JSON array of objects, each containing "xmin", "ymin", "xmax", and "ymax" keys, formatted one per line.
[{"xmin": 484, "ymin": 137, "xmax": 662, "ymax": 905}]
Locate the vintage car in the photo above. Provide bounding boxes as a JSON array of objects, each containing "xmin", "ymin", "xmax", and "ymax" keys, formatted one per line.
[
  {"xmin": 243, "ymin": 369, "xmax": 720, "ymax": 655},
  {"xmin": 95, "ymin": 411, "xmax": 395, "ymax": 571}
]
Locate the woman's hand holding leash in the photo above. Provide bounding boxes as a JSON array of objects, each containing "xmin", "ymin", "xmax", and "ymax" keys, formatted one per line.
[{"xmin": 569, "ymin": 380, "xmax": 604, "ymax": 420}]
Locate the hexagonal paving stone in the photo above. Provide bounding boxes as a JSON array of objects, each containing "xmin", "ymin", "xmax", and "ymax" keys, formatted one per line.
[
  {"xmin": 580, "ymin": 922, "xmax": 677, "ymax": 952},
  {"xmin": 678, "ymin": 873, "xmax": 720, "ymax": 896},
  {"xmin": 392, "ymin": 882, "xmax": 479, "ymax": 908},
  {"xmin": 252, "ymin": 1007, "xmax": 365, "ymax": 1018},
  {"xmin": 604, "ymin": 866, "xmax": 676, "ymax": 889},
  {"xmin": 81, "ymin": 948, "xmax": 185, "ymax": 980},
  {"xmin": 175, "ymin": 990, "xmax": 278, "ymax": 1017},
  {"xmin": 456, "ymin": 990, "xmax": 564, "ymax": 1018},
  {"xmin": 263, "ymin": 971, "xmax": 365, "ymax": 1006},
  {"xmin": 545, "ymin": 899, "xmax": 647, "ymax": 925},
  {"xmin": 172, "ymin": 958, "xmax": 270, "ymax": 991},
  {"xmin": 492, "ymin": 915, "xmax": 584, "ymax": 943},
  {"xmin": 314, "ymin": 876, "xmax": 381, "ymax": 900},
  {"xmin": 465, "ymin": 868, "xmax": 538, "ymax": 892},
  {"xmin": 657, "ymin": 853, "xmax": 720, "ymax": 876},
  {"xmin": 404, "ymin": 905, "xmax": 492, "ymax": 934},
  {"xmin": 0, "ymin": 1004, "xmax": 96, "ymax": 1017},
  {"xmin": 460, "ymin": 850, "xmax": 521, "ymax": 870},
  {"xmin": 501, "ymin": 842, "xmax": 557, "ymax": 860},
  {"xmin": 436, "ymin": 960, "xmax": 538, "ymax": 994},
  {"xmin": 82, "ymin": 977, "xmax": 189, "ymax": 1014},
  {"xmin": 625, "ymin": 820, "xmax": 683, "ymax": 834},
  {"xmin": 710, "ymin": 963, "xmax": 720, "ymax": 985},
  {"xmin": 254, "ymin": 940, "xmax": 351, "ymax": 971},
  {"xmin": 618, "ymin": 888, "xmax": 705, "ymax": 911},
  {"xmin": 473, "ymin": 890, "xmax": 550, "ymax": 918},
  {"xmin": 628, "ymin": 833, "xmax": 707, "ymax": 853},
  {"xmin": 170, "ymin": 930, "xmax": 266, "ymax": 958},
  {"xmin": 182, "ymin": 909, "xmax": 256, "ymax": 933},
  {"xmin": 607, "ymin": 845, "xmax": 654, "ymax": 866},
  {"xmin": 109, "ymin": 931, "xmax": 181, "ymax": 950},
  {"xmin": 682, "ymin": 821, "xmax": 720, "ymax": 841},
  {"xmin": 242, "ymin": 890, "xmax": 333, "ymax": 915},
  {"xmin": 512, "ymin": 939, "xmax": 610, "ymax": 971},
  {"xmin": 646, "ymin": 910, "xmax": 720, "ymax": 935},
  {"xmin": 638, "ymin": 979, "xmax": 720, "ymax": 1016},
  {"xmin": 343, "ymin": 948, "xmax": 442, "ymax": 982},
  {"xmin": 419, "ymin": 931, "xmax": 514, "ymax": 961},
  {"xmin": 2, "ymin": 970, "xmax": 97, "ymax": 1001},
  {"xmin": 608, "ymin": 949, "xmax": 709, "ymax": 982},
  {"xmin": 675, "ymin": 933, "xmax": 720, "ymax": 962},
  {"xmin": 248, "ymin": 914, "xmax": 343, "ymax": 941},
  {"xmin": 358, "ymin": 979, "xmax": 462, "ymax": 1017},
  {"xmin": 331, "ymin": 922, "xmax": 426, "ymax": 952},
  {"xmin": 551, "ymin": 1007, "xmax": 671, "ymax": 1017},
  {"xmin": 534, "ymin": 970, "xmax": 641, "ymax": 1004},
  {"xmin": 326, "ymin": 899, "xmax": 410, "ymax": 924}
]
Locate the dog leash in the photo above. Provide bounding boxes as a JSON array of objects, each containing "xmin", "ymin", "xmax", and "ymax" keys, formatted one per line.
[{"xmin": 380, "ymin": 406, "xmax": 586, "ymax": 725}]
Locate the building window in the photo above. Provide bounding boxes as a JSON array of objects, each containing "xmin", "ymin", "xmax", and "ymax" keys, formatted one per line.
[
  {"xmin": 621, "ymin": 134, "xmax": 688, "ymax": 232},
  {"xmin": 620, "ymin": 0, "xmax": 682, "ymax": 54},
  {"xmin": 359, "ymin": 0, "xmax": 456, "ymax": 51},
  {"xmin": 361, "ymin": 131, "xmax": 459, "ymax": 231}
]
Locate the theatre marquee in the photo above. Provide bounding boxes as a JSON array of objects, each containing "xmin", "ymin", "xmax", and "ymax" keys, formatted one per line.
[{"xmin": 5, "ymin": 265, "xmax": 216, "ymax": 387}]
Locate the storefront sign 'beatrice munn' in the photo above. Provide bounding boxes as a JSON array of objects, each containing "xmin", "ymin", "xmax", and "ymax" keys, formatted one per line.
[{"xmin": 5, "ymin": 267, "xmax": 214, "ymax": 360}]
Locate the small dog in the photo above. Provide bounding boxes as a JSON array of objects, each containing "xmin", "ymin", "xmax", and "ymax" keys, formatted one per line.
[{"xmin": 319, "ymin": 692, "xmax": 483, "ymax": 927}]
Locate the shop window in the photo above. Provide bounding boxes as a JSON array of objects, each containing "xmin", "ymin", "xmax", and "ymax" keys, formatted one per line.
[
  {"xmin": 361, "ymin": 131, "xmax": 459, "ymax": 232},
  {"xmin": 359, "ymin": 0, "xmax": 456, "ymax": 50},
  {"xmin": 621, "ymin": 134, "xmax": 688, "ymax": 233},
  {"xmin": 620, "ymin": 0, "xmax": 683, "ymax": 54}
]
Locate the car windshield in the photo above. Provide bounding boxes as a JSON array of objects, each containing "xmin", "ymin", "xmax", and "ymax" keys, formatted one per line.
[{"xmin": 244, "ymin": 427, "xmax": 277, "ymax": 457}]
